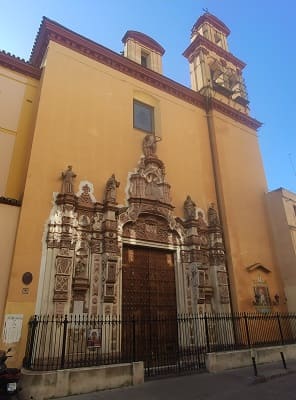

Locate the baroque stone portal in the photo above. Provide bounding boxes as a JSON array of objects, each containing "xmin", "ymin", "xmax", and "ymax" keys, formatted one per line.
[{"xmin": 38, "ymin": 135, "xmax": 230, "ymax": 317}]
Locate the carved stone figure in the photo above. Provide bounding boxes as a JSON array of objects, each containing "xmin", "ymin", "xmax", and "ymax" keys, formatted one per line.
[
  {"xmin": 208, "ymin": 203, "xmax": 220, "ymax": 226},
  {"xmin": 197, "ymin": 211, "xmax": 207, "ymax": 228},
  {"xmin": 104, "ymin": 174, "xmax": 120, "ymax": 203},
  {"xmin": 75, "ymin": 259, "xmax": 86, "ymax": 276},
  {"xmin": 143, "ymin": 134, "xmax": 157, "ymax": 158},
  {"xmin": 61, "ymin": 165, "xmax": 76, "ymax": 193},
  {"xmin": 184, "ymin": 195, "xmax": 196, "ymax": 220}
]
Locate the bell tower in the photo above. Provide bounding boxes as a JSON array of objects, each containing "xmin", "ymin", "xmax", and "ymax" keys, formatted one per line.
[{"xmin": 183, "ymin": 12, "xmax": 249, "ymax": 114}]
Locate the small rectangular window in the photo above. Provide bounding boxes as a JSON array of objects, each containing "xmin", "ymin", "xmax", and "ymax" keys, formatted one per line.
[
  {"xmin": 133, "ymin": 100, "xmax": 154, "ymax": 133},
  {"xmin": 141, "ymin": 50, "xmax": 150, "ymax": 68},
  {"xmin": 202, "ymin": 28, "xmax": 209, "ymax": 39}
]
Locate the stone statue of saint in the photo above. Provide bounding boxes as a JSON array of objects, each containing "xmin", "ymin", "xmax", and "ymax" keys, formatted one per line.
[
  {"xmin": 143, "ymin": 134, "xmax": 158, "ymax": 158},
  {"xmin": 197, "ymin": 211, "xmax": 207, "ymax": 228},
  {"xmin": 61, "ymin": 165, "xmax": 76, "ymax": 193},
  {"xmin": 104, "ymin": 174, "xmax": 120, "ymax": 203},
  {"xmin": 184, "ymin": 195, "xmax": 196, "ymax": 220},
  {"xmin": 208, "ymin": 203, "xmax": 220, "ymax": 226}
]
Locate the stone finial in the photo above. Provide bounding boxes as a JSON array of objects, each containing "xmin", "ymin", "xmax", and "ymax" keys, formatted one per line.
[
  {"xmin": 208, "ymin": 202, "xmax": 220, "ymax": 226},
  {"xmin": 61, "ymin": 165, "xmax": 76, "ymax": 194},
  {"xmin": 104, "ymin": 174, "xmax": 120, "ymax": 204},
  {"xmin": 184, "ymin": 195, "xmax": 196, "ymax": 220}
]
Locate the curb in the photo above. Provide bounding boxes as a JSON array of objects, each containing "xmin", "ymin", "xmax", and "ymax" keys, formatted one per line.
[{"xmin": 251, "ymin": 368, "xmax": 296, "ymax": 385}]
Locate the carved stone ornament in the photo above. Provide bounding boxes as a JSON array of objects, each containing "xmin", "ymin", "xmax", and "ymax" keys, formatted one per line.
[
  {"xmin": 123, "ymin": 215, "xmax": 176, "ymax": 244},
  {"xmin": 78, "ymin": 215, "xmax": 90, "ymax": 227},
  {"xmin": 56, "ymin": 257, "xmax": 72, "ymax": 274},
  {"xmin": 53, "ymin": 275, "xmax": 69, "ymax": 301},
  {"xmin": 78, "ymin": 184, "xmax": 93, "ymax": 206},
  {"xmin": 120, "ymin": 135, "xmax": 181, "ymax": 244},
  {"xmin": 41, "ymin": 137, "xmax": 230, "ymax": 316}
]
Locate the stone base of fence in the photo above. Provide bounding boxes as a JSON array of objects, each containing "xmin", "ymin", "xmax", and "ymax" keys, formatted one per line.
[
  {"xmin": 206, "ymin": 344, "xmax": 296, "ymax": 372},
  {"xmin": 18, "ymin": 361, "xmax": 144, "ymax": 400}
]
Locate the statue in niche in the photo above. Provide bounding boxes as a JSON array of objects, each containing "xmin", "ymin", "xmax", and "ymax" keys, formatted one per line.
[
  {"xmin": 104, "ymin": 174, "xmax": 120, "ymax": 203},
  {"xmin": 143, "ymin": 134, "xmax": 159, "ymax": 158},
  {"xmin": 93, "ymin": 213, "xmax": 102, "ymax": 230},
  {"xmin": 191, "ymin": 265, "xmax": 198, "ymax": 288},
  {"xmin": 208, "ymin": 203, "xmax": 220, "ymax": 226},
  {"xmin": 184, "ymin": 195, "xmax": 196, "ymax": 220},
  {"xmin": 75, "ymin": 259, "xmax": 86, "ymax": 276},
  {"xmin": 61, "ymin": 165, "xmax": 76, "ymax": 194}
]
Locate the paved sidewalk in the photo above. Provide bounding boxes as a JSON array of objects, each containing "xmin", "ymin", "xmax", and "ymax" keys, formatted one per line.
[{"xmin": 57, "ymin": 360, "xmax": 296, "ymax": 400}]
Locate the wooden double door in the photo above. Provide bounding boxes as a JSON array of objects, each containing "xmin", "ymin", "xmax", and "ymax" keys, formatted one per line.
[{"xmin": 122, "ymin": 245, "xmax": 178, "ymax": 363}]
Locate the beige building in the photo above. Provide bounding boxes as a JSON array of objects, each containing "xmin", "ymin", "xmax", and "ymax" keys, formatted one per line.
[{"xmin": 267, "ymin": 188, "xmax": 296, "ymax": 311}]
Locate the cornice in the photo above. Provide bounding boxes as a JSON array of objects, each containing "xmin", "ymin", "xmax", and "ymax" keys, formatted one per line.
[
  {"xmin": 122, "ymin": 31, "xmax": 165, "ymax": 55},
  {"xmin": 29, "ymin": 18, "xmax": 260, "ymax": 130},
  {"xmin": 212, "ymin": 98, "xmax": 262, "ymax": 130},
  {"xmin": 0, "ymin": 50, "xmax": 41, "ymax": 79},
  {"xmin": 183, "ymin": 34, "xmax": 246, "ymax": 70},
  {"xmin": 192, "ymin": 13, "xmax": 231, "ymax": 37},
  {"xmin": 30, "ymin": 18, "xmax": 206, "ymax": 109}
]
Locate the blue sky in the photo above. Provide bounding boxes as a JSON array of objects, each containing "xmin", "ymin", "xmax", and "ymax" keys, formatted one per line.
[{"xmin": 1, "ymin": 0, "xmax": 295, "ymax": 193}]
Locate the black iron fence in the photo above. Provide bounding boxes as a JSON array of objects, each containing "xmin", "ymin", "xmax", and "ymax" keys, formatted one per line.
[{"xmin": 23, "ymin": 313, "xmax": 296, "ymax": 377}]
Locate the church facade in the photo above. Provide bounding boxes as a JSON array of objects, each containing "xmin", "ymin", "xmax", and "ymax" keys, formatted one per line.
[{"xmin": 0, "ymin": 13, "xmax": 286, "ymax": 365}]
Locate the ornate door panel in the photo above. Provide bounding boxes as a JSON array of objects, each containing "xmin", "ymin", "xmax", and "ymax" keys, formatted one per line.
[
  {"xmin": 122, "ymin": 245, "xmax": 177, "ymax": 363},
  {"xmin": 122, "ymin": 247, "xmax": 150, "ymax": 318}
]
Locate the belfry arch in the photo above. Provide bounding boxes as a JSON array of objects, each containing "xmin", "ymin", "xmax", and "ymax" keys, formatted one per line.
[{"xmin": 37, "ymin": 134, "xmax": 231, "ymax": 318}]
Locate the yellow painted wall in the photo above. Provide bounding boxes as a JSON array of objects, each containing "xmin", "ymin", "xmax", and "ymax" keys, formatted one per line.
[
  {"xmin": 0, "ymin": 131, "xmax": 15, "ymax": 195},
  {"xmin": 212, "ymin": 111, "xmax": 285, "ymax": 311},
  {"xmin": 0, "ymin": 204, "xmax": 20, "ymax": 330},
  {"xmin": 4, "ymin": 42, "xmax": 218, "ymax": 363},
  {"xmin": 0, "ymin": 66, "xmax": 39, "ymax": 361},
  {"xmin": 0, "ymin": 66, "xmax": 40, "ymax": 200},
  {"xmin": 266, "ymin": 189, "xmax": 296, "ymax": 312}
]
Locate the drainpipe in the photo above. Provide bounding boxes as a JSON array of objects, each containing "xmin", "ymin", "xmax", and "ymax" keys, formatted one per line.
[{"xmin": 203, "ymin": 86, "xmax": 235, "ymax": 314}]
